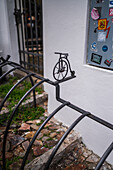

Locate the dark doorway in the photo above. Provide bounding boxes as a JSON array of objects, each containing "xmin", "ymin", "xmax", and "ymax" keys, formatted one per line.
[{"xmin": 14, "ymin": 0, "xmax": 43, "ymax": 75}]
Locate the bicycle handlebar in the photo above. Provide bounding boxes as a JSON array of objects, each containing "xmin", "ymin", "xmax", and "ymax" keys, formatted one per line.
[{"xmin": 54, "ymin": 52, "xmax": 68, "ymax": 56}]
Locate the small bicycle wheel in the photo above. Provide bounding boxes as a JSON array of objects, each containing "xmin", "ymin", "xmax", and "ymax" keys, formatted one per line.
[{"xmin": 53, "ymin": 60, "xmax": 68, "ymax": 81}]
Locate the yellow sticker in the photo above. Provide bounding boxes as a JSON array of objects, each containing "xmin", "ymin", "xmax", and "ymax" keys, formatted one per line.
[{"xmin": 98, "ymin": 18, "xmax": 107, "ymax": 30}]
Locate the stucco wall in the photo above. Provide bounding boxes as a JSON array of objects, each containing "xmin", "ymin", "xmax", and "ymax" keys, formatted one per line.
[
  {"xmin": 43, "ymin": 0, "xmax": 113, "ymax": 164},
  {"xmin": 0, "ymin": 0, "xmax": 19, "ymax": 71}
]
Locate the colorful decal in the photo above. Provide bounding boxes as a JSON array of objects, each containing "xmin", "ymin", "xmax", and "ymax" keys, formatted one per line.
[
  {"xmin": 98, "ymin": 32, "xmax": 106, "ymax": 42},
  {"xmin": 91, "ymin": 8, "xmax": 100, "ymax": 20},
  {"xmin": 109, "ymin": 8, "xmax": 113, "ymax": 16},
  {"xmin": 91, "ymin": 53, "xmax": 102, "ymax": 64},
  {"xmin": 111, "ymin": 18, "xmax": 113, "ymax": 23},
  {"xmin": 102, "ymin": 45, "xmax": 108, "ymax": 52},
  {"xmin": 109, "ymin": 0, "xmax": 113, "ymax": 7},
  {"xmin": 95, "ymin": 19, "xmax": 110, "ymax": 38},
  {"xmin": 104, "ymin": 25, "xmax": 111, "ymax": 39},
  {"xmin": 104, "ymin": 58, "xmax": 113, "ymax": 66},
  {"xmin": 98, "ymin": 18, "xmax": 107, "ymax": 30},
  {"xmin": 91, "ymin": 42, "xmax": 97, "ymax": 52}
]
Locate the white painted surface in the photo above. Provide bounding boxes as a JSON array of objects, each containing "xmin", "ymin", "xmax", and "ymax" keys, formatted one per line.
[
  {"xmin": 43, "ymin": 0, "xmax": 113, "ymax": 164},
  {"xmin": 0, "ymin": 0, "xmax": 19, "ymax": 71}
]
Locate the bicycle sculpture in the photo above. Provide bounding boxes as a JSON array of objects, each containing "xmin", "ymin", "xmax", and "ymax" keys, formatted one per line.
[{"xmin": 53, "ymin": 52, "xmax": 75, "ymax": 81}]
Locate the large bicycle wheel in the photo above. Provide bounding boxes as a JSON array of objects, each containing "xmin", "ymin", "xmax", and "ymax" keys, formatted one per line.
[{"xmin": 53, "ymin": 60, "xmax": 68, "ymax": 81}]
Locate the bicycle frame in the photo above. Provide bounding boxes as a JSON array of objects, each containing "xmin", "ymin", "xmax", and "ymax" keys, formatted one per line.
[{"xmin": 58, "ymin": 56, "xmax": 73, "ymax": 72}]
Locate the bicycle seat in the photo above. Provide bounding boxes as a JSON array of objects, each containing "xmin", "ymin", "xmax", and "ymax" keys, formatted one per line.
[{"xmin": 54, "ymin": 52, "xmax": 68, "ymax": 56}]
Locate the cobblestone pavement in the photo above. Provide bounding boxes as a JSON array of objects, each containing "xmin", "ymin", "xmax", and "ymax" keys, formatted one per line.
[
  {"xmin": 0, "ymin": 100, "xmax": 113, "ymax": 170},
  {"xmin": 49, "ymin": 140, "xmax": 113, "ymax": 170}
]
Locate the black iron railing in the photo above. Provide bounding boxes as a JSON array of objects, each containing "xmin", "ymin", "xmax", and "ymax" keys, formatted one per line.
[{"xmin": 0, "ymin": 57, "xmax": 113, "ymax": 170}]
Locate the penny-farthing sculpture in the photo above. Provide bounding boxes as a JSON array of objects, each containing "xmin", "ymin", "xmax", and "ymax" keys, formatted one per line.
[{"xmin": 53, "ymin": 52, "xmax": 75, "ymax": 81}]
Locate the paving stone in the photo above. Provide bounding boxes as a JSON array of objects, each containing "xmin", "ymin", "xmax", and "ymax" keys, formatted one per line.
[
  {"xmin": 50, "ymin": 132, "xmax": 57, "ymax": 138},
  {"xmin": 40, "ymin": 116, "xmax": 46, "ymax": 121},
  {"xmin": 33, "ymin": 146, "xmax": 49, "ymax": 156},
  {"xmin": 30, "ymin": 124, "xmax": 39, "ymax": 130},
  {"xmin": 64, "ymin": 163, "xmax": 87, "ymax": 170},
  {"xmin": 10, "ymin": 124, "xmax": 18, "ymax": 129},
  {"xmin": 5, "ymin": 152, "xmax": 13, "ymax": 160},
  {"xmin": 42, "ymin": 136, "xmax": 49, "ymax": 142},
  {"xmin": 86, "ymin": 154, "xmax": 99, "ymax": 163},
  {"xmin": 56, "ymin": 132, "xmax": 65, "ymax": 140},
  {"xmin": 34, "ymin": 140, "xmax": 43, "ymax": 146},
  {"xmin": 0, "ymin": 127, "xmax": 6, "ymax": 133},
  {"xmin": 43, "ymin": 112, "xmax": 49, "ymax": 117},
  {"xmin": 13, "ymin": 145, "xmax": 25, "ymax": 157},
  {"xmin": 22, "ymin": 140, "xmax": 30, "ymax": 151},
  {"xmin": 4, "ymin": 101, "xmax": 10, "ymax": 107},
  {"xmin": 25, "ymin": 131, "xmax": 36, "ymax": 139},
  {"xmin": 18, "ymin": 123, "xmax": 30, "ymax": 131},
  {"xmin": 9, "ymin": 135, "xmax": 25, "ymax": 150},
  {"xmin": 44, "ymin": 140, "xmax": 57, "ymax": 148},
  {"xmin": 36, "ymin": 133, "xmax": 43, "ymax": 140},
  {"xmin": 41, "ymin": 129, "xmax": 51, "ymax": 135},
  {"xmin": 44, "ymin": 122, "xmax": 52, "ymax": 127},
  {"xmin": 9, "ymin": 159, "xmax": 23, "ymax": 170},
  {"xmin": 49, "ymin": 126, "xmax": 58, "ymax": 130},
  {"xmin": 82, "ymin": 148, "xmax": 92, "ymax": 158},
  {"xmin": 0, "ymin": 140, "xmax": 10, "ymax": 152},
  {"xmin": 26, "ymin": 120, "xmax": 41, "ymax": 124}
]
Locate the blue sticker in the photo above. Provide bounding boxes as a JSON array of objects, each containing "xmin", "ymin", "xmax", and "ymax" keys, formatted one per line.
[
  {"xmin": 109, "ymin": 0, "xmax": 113, "ymax": 7},
  {"xmin": 102, "ymin": 45, "xmax": 108, "ymax": 52},
  {"xmin": 110, "ymin": 1, "xmax": 113, "ymax": 5},
  {"xmin": 91, "ymin": 42, "xmax": 97, "ymax": 52}
]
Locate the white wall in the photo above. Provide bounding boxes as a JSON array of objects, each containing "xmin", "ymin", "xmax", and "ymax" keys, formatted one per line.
[
  {"xmin": 0, "ymin": 0, "xmax": 19, "ymax": 71},
  {"xmin": 43, "ymin": 0, "xmax": 113, "ymax": 165}
]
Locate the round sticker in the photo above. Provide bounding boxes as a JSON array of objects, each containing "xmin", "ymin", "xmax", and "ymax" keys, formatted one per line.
[
  {"xmin": 91, "ymin": 8, "xmax": 100, "ymax": 20},
  {"xmin": 102, "ymin": 45, "xmax": 108, "ymax": 52},
  {"xmin": 110, "ymin": 1, "xmax": 113, "ymax": 5}
]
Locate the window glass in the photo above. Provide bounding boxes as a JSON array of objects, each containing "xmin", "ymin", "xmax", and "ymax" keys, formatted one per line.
[{"xmin": 87, "ymin": 0, "xmax": 113, "ymax": 69}]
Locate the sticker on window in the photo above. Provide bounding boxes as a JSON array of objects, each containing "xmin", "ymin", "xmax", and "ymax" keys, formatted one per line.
[
  {"xmin": 109, "ymin": 8, "xmax": 113, "ymax": 16},
  {"xmin": 91, "ymin": 53, "xmax": 102, "ymax": 64},
  {"xmin": 98, "ymin": 18, "xmax": 107, "ymax": 30},
  {"xmin": 104, "ymin": 58, "xmax": 113, "ymax": 66},
  {"xmin": 91, "ymin": 42, "xmax": 98, "ymax": 52},
  {"xmin": 109, "ymin": 0, "xmax": 113, "ymax": 7},
  {"xmin": 97, "ymin": 32, "xmax": 106, "ymax": 42},
  {"xmin": 91, "ymin": 8, "xmax": 100, "ymax": 20}
]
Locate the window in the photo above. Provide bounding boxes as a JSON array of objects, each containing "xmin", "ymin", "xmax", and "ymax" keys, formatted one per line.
[{"xmin": 87, "ymin": 0, "xmax": 113, "ymax": 69}]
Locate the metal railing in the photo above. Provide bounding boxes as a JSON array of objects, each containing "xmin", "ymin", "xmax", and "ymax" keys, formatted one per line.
[
  {"xmin": 0, "ymin": 57, "xmax": 113, "ymax": 170},
  {"xmin": 14, "ymin": 0, "xmax": 43, "ymax": 74}
]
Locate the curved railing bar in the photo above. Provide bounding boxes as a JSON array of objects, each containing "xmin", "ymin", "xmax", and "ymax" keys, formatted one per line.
[
  {"xmin": 0, "ymin": 62, "xmax": 9, "ymax": 68},
  {"xmin": 0, "ymin": 66, "xmax": 21, "ymax": 81},
  {"xmin": 0, "ymin": 165, "xmax": 2, "ymax": 170},
  {"xmin": 28, "ymin": 76, "xmax": 36, "ymax": 108},
  {"xmin": 0, "ymin": 61, "xmax": 55, "ymax": 85},
  {"xmin": 95, "ymin": 142, "xmax": 113, "ymax": 170},
  {"xmin": 44, "ymin": 112, "xmax": 90, "ymax": 170},
  {"xmin": 2, "ymin": 79, "xmax": 48, "ymax": 170},
  {"xmin": 0, "ymin": 73, "xmax": 33, "ymax": 112},
  {"xmin": 21, "ymin": 102, "xmax": 69, "ymax": 169}
]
